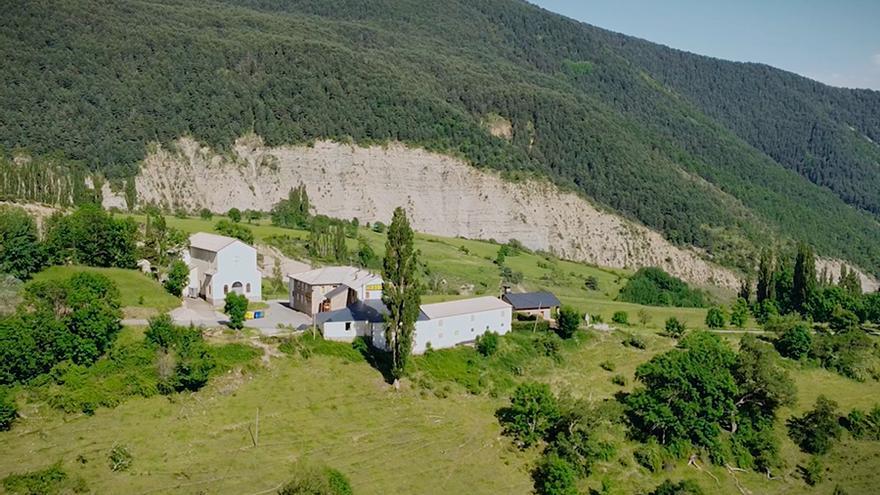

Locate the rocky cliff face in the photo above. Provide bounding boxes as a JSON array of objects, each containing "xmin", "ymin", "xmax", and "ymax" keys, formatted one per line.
[{"xmin": 104, "ymin": 136, "xmax": 746, "ymax": 288}]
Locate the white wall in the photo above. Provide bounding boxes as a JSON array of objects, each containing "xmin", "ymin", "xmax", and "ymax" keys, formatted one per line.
[
  {"xmin": 207, "ymin": 241, "xmax": 262, "ymax": 304},
  {"xmin": 322, "ymin": 320, "xmax": 371, "ymax": 342},
  {"xmin": 370, "ymin": 307, "xmax": 512, "ymax": 355}
]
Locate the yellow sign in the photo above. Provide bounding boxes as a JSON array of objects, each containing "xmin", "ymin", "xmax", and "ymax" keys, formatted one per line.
[{"xmin": 366, "ymin": 284, "xmax": 383, "ymax": 291}]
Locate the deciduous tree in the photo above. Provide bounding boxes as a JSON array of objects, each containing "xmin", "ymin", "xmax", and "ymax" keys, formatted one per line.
[{"xmin": 382, "ymin": 207, "xmax": 422, "ymax": 381}]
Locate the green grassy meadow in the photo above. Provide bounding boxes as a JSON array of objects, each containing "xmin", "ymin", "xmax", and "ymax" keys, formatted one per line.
[{"xmin": 2, "ymin": 325, "xmax": 878, "ymax": 494}]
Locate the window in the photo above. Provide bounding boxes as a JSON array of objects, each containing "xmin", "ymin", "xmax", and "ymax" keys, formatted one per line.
[
  {"xmin": 345, "ymin": 322, "xmax": 352, "ymax": 331},
  {"xmin": 223, "ymin": 285, "xmax": 229, "ymax": 295},
  {"xmin": 246, "ymin": 283, "xmax": 251, "ymax": 293}
]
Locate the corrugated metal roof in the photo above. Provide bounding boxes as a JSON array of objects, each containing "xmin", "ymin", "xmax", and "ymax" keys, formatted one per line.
[
  {"xmin": 189, "ymin": 232, "xmax": 239, "ymax": 252},
  {"xmin": 502, "ymin": 291, "xmax": 561, "ymax": 310},
  {"xmin": 420, "ymin": 296, "xmax": 511, "ymax": 320}
]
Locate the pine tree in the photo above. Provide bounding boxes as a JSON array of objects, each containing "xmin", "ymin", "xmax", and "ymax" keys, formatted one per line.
[
  {"xmin": 792, "ymin": 243, "xmax": 817, "ymax": 314},
  {"xmin": 382, "ymin": 207, "xmax": 422, "ymax": 382}
]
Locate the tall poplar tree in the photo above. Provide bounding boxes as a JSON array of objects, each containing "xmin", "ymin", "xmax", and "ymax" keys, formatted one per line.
[
  {"xmin": 792, "ymin": 243, "xmax": 817, "ymax": 314},
  {"xmin": 382, "ymin": 207, "xmax": 422, "ymax": 382},
  {"xmin": 756, "ymin": 249, "xmax": 775, "ymax": 304}
]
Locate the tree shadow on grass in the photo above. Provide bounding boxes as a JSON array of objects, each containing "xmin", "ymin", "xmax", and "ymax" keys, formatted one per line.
[{"xmin": 352, "ymin": 337, "xmax": 396, "ymax": 384}]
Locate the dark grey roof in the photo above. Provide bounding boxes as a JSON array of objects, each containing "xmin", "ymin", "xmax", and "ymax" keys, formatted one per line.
[
  {"xmin": 315, "ymin": 299, "xmax": 389, "ymax": 324},
  {"xmin": 315, "ymin": 299, "xmax": 430, "ymax": 325},
  {"xmin": 502, "ymin": 291, "xmax": 561, "ymax": 310}
]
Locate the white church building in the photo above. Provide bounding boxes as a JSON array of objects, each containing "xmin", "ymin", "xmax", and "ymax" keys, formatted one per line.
[{"xmin": 184, "ymin": 232, "xmax": 262, "ymax": 305}]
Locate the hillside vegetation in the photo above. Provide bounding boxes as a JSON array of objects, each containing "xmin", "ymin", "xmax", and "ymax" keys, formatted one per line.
[{"xmin": 2, "ymin": 0, "xmax": 880, "ymax": 276}]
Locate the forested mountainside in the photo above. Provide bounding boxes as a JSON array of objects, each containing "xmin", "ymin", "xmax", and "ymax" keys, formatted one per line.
[{"xmin": 2, "ymin": 0, "xmax": 880, "ymax": 276}]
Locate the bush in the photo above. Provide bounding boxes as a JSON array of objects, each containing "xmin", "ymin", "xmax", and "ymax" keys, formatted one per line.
[
  {"xmin": 371, "ymin": 221, "xmax": 386, "ymax": 233},
  {"xmin": 145, "ymin": 315, "xmax": 215, "ymax": 393},
  {"xmin": 556, "ymin": 306, "xmax": 582, "ymax": 339},
  {"xmin": 224, "ymin": 293, "xmax": 248, "ymax": 330},
  {"xmin": 476, "ymin": 332, "xmax": 499, "ymax": 357},
  {"xmin": 637, "ymin": 309, "xmax": 651, "ymax": 326},
  {"xmin": 730, "ymin": 298, "xmax": 749, "ymax": 328},
  {"xmin": 215, "ymin": 219, "xmax": 254, "ymax": 244},
  {"xmin": 584, "ymin": 276, "xmax": 599, "ymax": 291},
  {"xmin": 0, "ymin": 387, "xmax": 16, "ymax": 430},
  {"xmin": 633, "ymin": 443, "xmax": 663, "ymax": 473},
  {"xmin": 599, "ymin": 360, "xmax": 615, "ymax": 372},
  {"xmin": 842, "ymin": 405, "xmax": 880, "ymax": 440},
  {"xmin": 801, "ymin": 456, "xmax": 824, "ymax": 486},
  {"xmin": 199, "ymin": 208, "xmax": 213, "ymax": 220},
  {"xmin": 787, "ymin": 395, "xmax": 842, "ymax": 455},
  {"xmin": 665, "ymin": 317, "xmax": 686, "ymax": 338},
  {"xmin": 2, "ymin": 463, "xmax": 85, "ymax": 495},
  {"xmin": 647, "ymin": 479, "xmax": 704, "ymax": 495},
  {"xmin": 611, "ymin": 311, "xmax": 629, "ymax": 325},
  {"xmin": 163, "ymin": 259, "xmax": 189, "ymax": 297},
  {"xmin": 774, "ymin": 324, "xmax": 812, "ymax": 360},
  {"xmin": 108, "ymin": 444, "xmax": 133, "ymax": 472},
  {"xmin": 705, "ymin": 307, "xmax": 727, "ymax": 328},
  {"xmin": 532, "ymin": 454, "xmax": 578, "ymax": 495},
  {"xmin": 512, "ymin": 320, "xmax": 550, "ymax": 333},
  {"xmin": 227, "ymin": 207, "xmax": 241, "ymax": 223},
  {"xmin": 611, "ymin": 374, "xmax": 626, "ymax": 386},
  {"xmin": 278, "ymin": 463, "xmax": 353, "ymax": 495},
  {"xmin": 622, "ymin": 334, "xmax": 646, "ymax": 350},
  {"xmin": 496, "ymin": 382, "xmax": 560, "ymax": 448}
]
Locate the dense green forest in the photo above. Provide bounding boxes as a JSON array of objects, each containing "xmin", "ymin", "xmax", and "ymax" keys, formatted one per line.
[{"xmin": 2, "ymin": 0, "xmax": 880, "ymax": 276}]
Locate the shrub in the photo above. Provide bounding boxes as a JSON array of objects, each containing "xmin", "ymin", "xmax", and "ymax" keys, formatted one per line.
[
  {"xmin": 705, "ymin": 307, "xmax": 727, "ymax": 328},
  {"xmin": 787, "ymin": 395, "xmax": 842, "ymax": 455},
  {"xmin": 108, "ymin": 444, "xmax": 133, "ymax": 472},
  {"xmin": 537, "ymin": 333, "xmax": 562, "ymax": 360},
  {"xmin": 590, "ymin": 314, "xmax": 604, "ymax": 324},
  {"xmin": 278, "ymin": 462, "xmax": 352, "ymax": 495},
  {"xmin": 611, "ymin": 311, "xmax": 629, "ymax": 325},
  {"xmin": 224, "ymin": 293, "xmax": 248, "ymax": 330},
  {"xmin": 584, "ymin": 276, "xmax": 599, "ymax": 291},
  {"xmin": 647, "ymin": 479, "xmax": 704, "ymax": 495},
  {"xmin": 611, "ymin": 374, "xmax": 626, "ymax": 386},
  {"xmin": 512, "ymin": 320, "xmax": 550, "ymax": 333},
  {"xmin": 556, "ymin": 306, "xmax": 582, "ymax": 339},
  {"xmin": 199, "ymin": 208, "xmax": 213, "ymax": 220},
  {"xmin": 371, "ymin": 221, "xmax": 386, "ymax": 233},
  {"xmin": 2, "ymin": 463, "xmax": 84, "ymax": 495},
  {"xmin": 774, "ymin": 324, "xmax": 813, "ymax": 360},
  {"xmin": 842, "ymin": 405, "xmax": 880, "ymax": 440},
  {"xmin": 801, "ymin": 456, "xmax": 824, "ymax": 486},
  {"xmin": 516, "ymin": 312, "xmax": 538, "ymax": 321},
  {"xmin": 599, "ymin": 360, "xmax": 615, "ymax": 372},
  {"xmin": 532, "ymin": 454, "xmax": 578, "ymax": 495},
  {"xmin": 637, "ymin": 309, "xmax": 650, "ymax": 326},
  {"xmin": 227, "ymin": 207, "xmax": 241, "ymax": 223},
  {"xmin": 163, "ymin": 259, "xmax": 189, "ymax": 297},
  {"xmin": 633, "ymin": 443, "xmax": 663, "ymax": 473},
  {"xmin": 0, "ymin": 387, "xmax": 16, "ymax": 430},
  {"xmin": 730, "ymin": 298, "xmax": 749, "ymax": 328},
  {"xmin": 215, "ymin": 219, "xmax": 254, "ymax": 244},
  {"xmin": 664, "ymin": 317, "xmax": 686, "ymax": 338},
  {"xmin": 496, "ymin": 382, "xmax": 560, "ymax": 448},
  {"xmin": 476, "ymin": 332, "xmax": 499, "ymax": 357},
  {"xmin": 622, "ymin": 334, "xmax": 646, "ymax": 349}
]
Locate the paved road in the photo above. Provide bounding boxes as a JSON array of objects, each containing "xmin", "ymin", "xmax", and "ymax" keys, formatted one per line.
[
  {"xmin": 244, "ymin": 300, "xmax": 313, "ymax": 335},
  {"xmin": 123, "ymin": 298, "xmax": 313, "ymax": 335}
]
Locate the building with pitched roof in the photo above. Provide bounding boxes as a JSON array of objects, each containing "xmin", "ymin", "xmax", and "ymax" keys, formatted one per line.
[
  {"xmin": 501, "ymin": 290, "xmax": 561, "ymax": 320},
  {"xmin": 316, "ymin": 294, "xmax": 512, "ymax": 355},
  {"xmin": 289, "ymin": 266, "xmax": 383, "ymax": 316},
  {"xmin": 184, "ymin": 232, "xmax": 262, "ymax": 305}
]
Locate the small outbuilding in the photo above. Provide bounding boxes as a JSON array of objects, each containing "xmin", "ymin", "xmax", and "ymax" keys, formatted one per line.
[{"xmin": 501, "ymin": 291, "xmax": 560, "ymax": 320}]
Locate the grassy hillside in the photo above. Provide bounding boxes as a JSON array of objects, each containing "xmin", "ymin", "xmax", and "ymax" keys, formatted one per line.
[
  {"xmin": 2, "ymin": 0, "xmax": 880, "ymax": 276},
  {"xmin": 3, "ymin": 326, "xmax": 879, "ymax": 494}
]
